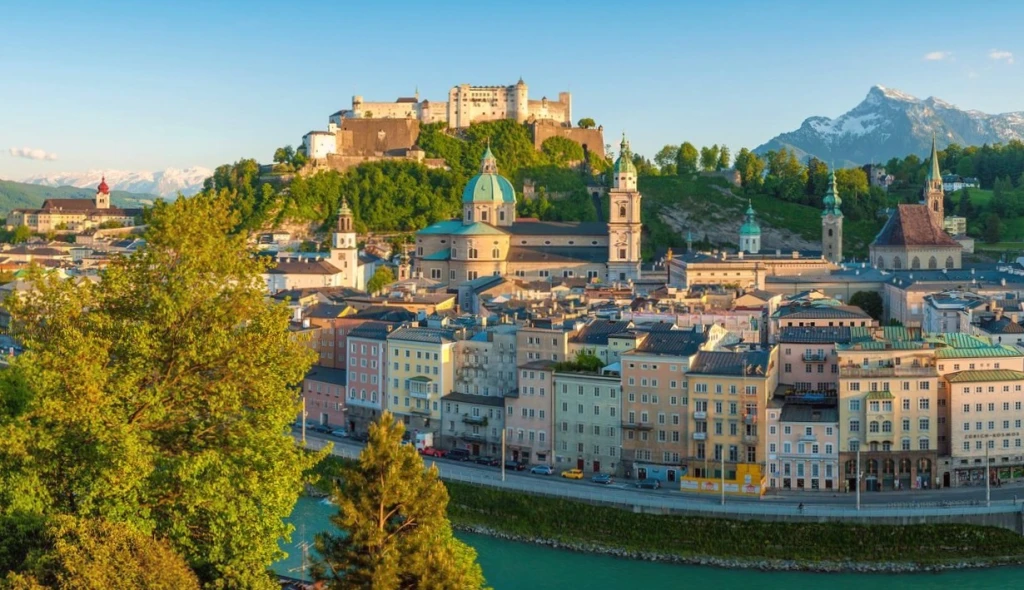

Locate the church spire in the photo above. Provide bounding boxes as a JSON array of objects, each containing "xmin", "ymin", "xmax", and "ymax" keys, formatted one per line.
[{"xmin": 822, "ymin": 166, "xmax": 842, "ymax": 217}]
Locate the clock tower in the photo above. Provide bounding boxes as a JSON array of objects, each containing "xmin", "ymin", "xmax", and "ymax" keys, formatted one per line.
[{"xmin": 606, "ymin": 134, "xmax": 642, "ymax": 282}]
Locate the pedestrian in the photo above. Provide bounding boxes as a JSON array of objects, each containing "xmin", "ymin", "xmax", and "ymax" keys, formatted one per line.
[{"xmin": 798, "ymin": 502, "xmax": 804, "ymax": 513}]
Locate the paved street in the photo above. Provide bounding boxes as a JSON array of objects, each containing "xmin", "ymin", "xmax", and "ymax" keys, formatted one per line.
[{"xmin": 296, "ymin": 430, "xmax": 1024, "ymax": 515}]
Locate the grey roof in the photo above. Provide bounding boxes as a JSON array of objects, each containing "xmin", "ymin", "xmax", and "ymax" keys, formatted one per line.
[
  {"xmin": 387, "ymin": 326, "xmax": 455, "ymax": 344},
  {"xmin": 519, "ymin": 359, "xmax": 558, "ymax": 370},
  {"xmin": 305, "ymin": 303, "xmax": 349, "ymax": 319},
  {"xmin": 304, "ymin": 366, "xmax": 347, "ymax": 386},
  {"xmin": 633, "ymin": 328, "xmax": 706, "ymax": 356},
  {"xmin": 774, "ymin": 305, "xmax": 871, "ymax": 320},
  {"xmin": 441, "ymin": 392, "xmax": 505, "ymax": 407},
  {"xmin": 689, "ymin": 350, "xmax": 771, "ymax": 376},
  {"xmin": 779, "ymin": 403, "xmax": 839, "ymax": 423},
  {"xmin": 347, "ymin": 321, "xmax": 394, "ymax": 340},
  {"xmin": 978, "ymin": 317, "xmax": 1024, "ymax": 334},
  {"xmin": 507, "ymin": 221, "xmax": 608, "ymax": 236},
  {"xmin": 268, "ymin": 259, "xmax": 342, "ymax": 275},
  {"xmin": 570, "ymin": 320, "xmax": 633, "ymax": 345},
  {"xmin": 507, "ymin": 246, "xmax": 608, "ymax": 264},
  {"xmin": 778, "ymin": 326, "xmax": 853, "ymax": 344},
  {"xmin": 351, "ymin": 306, "xmax": 417, "ymax": 322}
]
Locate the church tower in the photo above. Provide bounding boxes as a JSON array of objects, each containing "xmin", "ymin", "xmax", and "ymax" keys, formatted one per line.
[
  {"xmin": 821, "ymin": 167, "xmax": 843, "ymax": 263},
  {"xmin": 739, "ymin": 201, "xmax": 761, "ymax": 254},
  {"xmin": 924, "ymin": 134, "xmax": 944, "ymax": 229},
  {"xmin": 606, "ymin": 134, "xmax": 642, "ymax": 282},
  {"xmin": 95, "ymin": 176, "xmax": 110, "ymax": 209},
  {"xmin": 331, "ymin": 198, "xmax": 359, "ymax": 288}
]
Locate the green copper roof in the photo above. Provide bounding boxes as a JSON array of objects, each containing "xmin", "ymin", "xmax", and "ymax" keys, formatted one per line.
[
  {"xmin": 420, "ymin": 249, "xmax": 451, "ymax": 261},
  {"xmin": 946, "ymin": 370, "xmax": 1024, "ymax": 383},
  {"xmin": 739, "ymin": 201, "xmax": 761, "ymax": 235},
  {"xmin": 463, "ymin": 148, "xmax": 516, "ymax": 205},
  {"xmin": 865, "ymin": 391, "xmax": 894, "ymax": 400},
  {"xmin": 821, "ymin": 168, "xmax": 843, "ymax": 217},
  {"xmin": 450, "ymin": 222, "xmax": 508, "ymax": 236},
  {"xmin": 926, "ymin": 134, "xmax": 941, "ymax": 182},
  {"xmin": 613, "ymin": 134, "xmax": 637, "ymax": 176},
  {"xmin": 935, "ymin": 346, "xmax": 1022, "ymax": 359},
  {"xmin": 418, "ymin": 220, "xmax": 464, "ymax": 235}
]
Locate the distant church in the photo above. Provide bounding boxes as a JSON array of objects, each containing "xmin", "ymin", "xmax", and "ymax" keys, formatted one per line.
[
  {"xmin": 6, "ymin": 177, "xmax": 142, "ymax": 233},
  {"xmin": 412, "ymin": 135, "xmax": 643, "ymax": 284},
  {"xmin": 869, "ymin": 136, "xmax": 962, "ymax": 270}
]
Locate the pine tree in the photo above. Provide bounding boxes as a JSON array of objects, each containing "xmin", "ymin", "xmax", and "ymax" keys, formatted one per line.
[{"xmin": 313, "ymin": 412, "xmax": 487, "ymax": 589}]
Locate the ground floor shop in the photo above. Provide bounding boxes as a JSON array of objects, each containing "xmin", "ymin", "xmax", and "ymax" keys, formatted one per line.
[{"xmin": 840, "ymin": 451, "xmax": 939, "ymax": 491}]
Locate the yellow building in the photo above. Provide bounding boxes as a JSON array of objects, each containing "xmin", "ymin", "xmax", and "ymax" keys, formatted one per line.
[
  {"xmin": 6, "ymin": 177, "xmax": 141, "ymax": 232},
  {"xmin": 386, "ymin": 326, "xmax": 457, "ymax": 436},
  {"xmin": 681, "ymin": 348, "xmax": 778, "ymax": 496}
]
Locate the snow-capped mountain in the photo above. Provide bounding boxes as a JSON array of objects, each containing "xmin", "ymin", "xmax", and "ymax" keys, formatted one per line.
[
  {"xmin": 22, "ymin": 167, "xmax": 211, "ymax": 198},
  {"xmin": 755, "ymin": 85, "xmax": 1024, "ymax": 165}
]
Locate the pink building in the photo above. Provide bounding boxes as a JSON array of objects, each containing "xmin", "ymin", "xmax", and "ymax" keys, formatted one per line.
[
  {"xmin": 777, "ymin": 326, "xmax": 858, "ymax": 393},
  {"xmin": 344, "ymin": 322, "xmax": 392, "ymax": 435},
  {"xmin": 508, "ymin": 360, "xmax": 556, "ymax": 465},
  {"xmin": 303, "ymin": 366, "xmax": 348, "ymax": 428}
]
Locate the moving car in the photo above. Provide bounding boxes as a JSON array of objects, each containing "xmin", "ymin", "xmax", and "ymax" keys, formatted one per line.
[
  {"xmin": 591, "ymin": 473, "xmax": 614, "ymax": 485},
  {"xmin": 560, "ymin": 468, "xmax": 584, "ymax": 480},
  {"xmin": 446, "ymin": 449, "xmax": 472, "ymax": 462},
  {"xmin": 504, "ymin": 460, "xmax": 527, "ymax": 471},
  {"xmin": 635, "ymin": 478, "xmax": 661, "ymax": 490},
  {"xmin": 419, "ymin": 447, "xmax": 446, "ymax": 458},
  {"xmin": 530, "ymin": 465, "xmax": 555, "ymax": 475},
  {"xmin": 475, "ymin": 456, "xmax": 500, "ymax": 467}
]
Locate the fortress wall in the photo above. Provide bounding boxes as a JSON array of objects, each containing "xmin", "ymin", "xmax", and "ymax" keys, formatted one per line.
[{"xmin": 531, "ymin": 123, "xmax": 606, "ymax": 160}]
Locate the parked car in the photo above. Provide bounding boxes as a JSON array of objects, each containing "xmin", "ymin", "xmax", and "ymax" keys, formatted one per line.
[
  {"xmin": 330, "ymin": 428, "xmax": 349, "ymax": 438},
  {"xmin": 560, "ymin": 468, "xmax": 584, "ymax": 480},
  {"xmin": 419, "ymin": 447, "xmax": 446, "ymax": 458},
  {"xmin": 350, "ymin": 432, "xmax": 369, "ymax": 443},
  {"xmin": 591, "ymin": 473, "xmax": 614, "ymax": 485},
  {"xmin": 530, "ymin": 465, "xmax": 555, "ymax": 475},
  {"xmin": 475, "ymin": 456, "xmax": 500, "ymax": 467},
  {"xmin": 446, "ymin": 449, "xmax": 472, "ymax": 462},
  {"xmin": 311, "ymin": 424, "xmax": 333, "ymax": 434},
  {"xmin": 504, "ymin": 460, "xmax": 527, "ymax": 471},
  {"xmin": 635, "ymin": 478, "xmax": 661, "ymax": 490}
]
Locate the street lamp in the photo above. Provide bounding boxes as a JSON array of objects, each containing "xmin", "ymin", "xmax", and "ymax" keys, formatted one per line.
[
  {"xmin": 856, "ymin": 447, "xmax": 861, "ymax": 511},
  {"xmin": 986, "ymin": 445, "xmax": 991, "ymax": 507}
]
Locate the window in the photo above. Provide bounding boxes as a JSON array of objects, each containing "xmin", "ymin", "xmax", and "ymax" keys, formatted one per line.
[
  {"xmin": 849, "ymin": 420, "xmax": 860, "ymax": 433},
  {"xmin": 902, "ymin": 399, "xmax": 910, "ymax": 411},
  {"xmin": 849, "ymin": 399, "xmax": 861, "ymax": 411},
  {"xmin": 919, "ymin": 418, "xmax": 929, "ymax": 431},
  {"xmin": 918, "ymin": 398, "xmax": 929, "ymax": 410}
]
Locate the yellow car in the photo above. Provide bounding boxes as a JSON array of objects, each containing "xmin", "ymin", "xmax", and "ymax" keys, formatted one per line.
[{"xmin": 560, "ymin": 468, "xmax": 584, "ymax": 480}]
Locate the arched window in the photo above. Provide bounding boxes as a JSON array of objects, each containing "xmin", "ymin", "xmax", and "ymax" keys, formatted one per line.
[
  {"xmin": 911, "ymin": 256, "xmax": 920, "ymax": 269},
  {"xmin": 893, "ymin": 256, "xmax": 902, "ymax": 269},
  {"xmin": 451, "ymin": 247, "xmax": 457, "ymax": 259},
  {"xmin": 619, "ymin": 205, "xmax": 627, "ymax": 218},
  {"xmin": 468, "ymin": 248, "xmax": 479, "ymax": 259},
  {"xmin": 481, "ymin": 210, "xmax": 489, "ymax": 222},
  {"xmin": 869, "ymin": 421, "xmax": 880, "ymax": 433},
  {"xmin": 882, "ymin": 420, "xmax": 892, "ymax": 433},
  {"xmin": 928, "ymin": 256, "xmax": 937, "ymax": 269},
  {"xmin": 466, "ymin": 209, "xmax": 473, "ymax": 221},
  {"xmin": 945, "ymin": 256, "xmax": 955, "ymax": 269},
  {"xmin": 491, "ymin": 248, "xmax": 500, "ymax": 258},
  {"xmin": 828, "ymin": 228, "xmax": 833, "ymax": 237},
  {"xmin": 499, "ymin": 210, "xmax": 505, "ymax": 222},
  {"xmin": 933, "ymin": 200, "xmax": 939, "ymax": 212}
]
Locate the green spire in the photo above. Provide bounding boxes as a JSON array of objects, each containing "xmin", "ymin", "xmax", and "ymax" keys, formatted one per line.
[
  {"xmin": 740, "ymin": 200, "xmax": 761, "ymax": 236},
  {"xmin": 339, "ymin": 197, "xmax": 352, "ymax": 216},
  {"xmin": 926, "ymin": 133, "xmax": 941, "ymax": 182},
  {"xmin": 822, "ymin": 167, "xmax": 842, "ymax": 217},
  {"xmin": 613, "ymin": 132, "xmax": 637, "ymax": 176},
  {"xmin": 480, "ymin": 143, "xmax": 498, "ymax": 174}
]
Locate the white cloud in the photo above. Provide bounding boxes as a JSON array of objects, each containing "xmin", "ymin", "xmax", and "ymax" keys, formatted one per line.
[
  {"xmin": 8, "ymin": 147, "xmax": 58, "ymax": 161},
  {"xmin": 989, "ymin": 49, "xmax": 1014, "ymax": 64},
  {"xmin": 923, "ymin": 51, "xmax": 951, "ymax": 61}
]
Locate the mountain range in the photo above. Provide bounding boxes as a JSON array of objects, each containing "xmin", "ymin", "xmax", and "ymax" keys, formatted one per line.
[
  {"xmin": 21, "ymin": 167, "xmax": 211, "ymax": 198},
  {"xmin": 755, "ymin": 85, "xmax": 1024, "ymax": 166}
]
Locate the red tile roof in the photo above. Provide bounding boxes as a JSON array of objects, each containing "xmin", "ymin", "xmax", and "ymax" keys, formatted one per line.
[{"xmin": 873, "ymin": 204, "xmax": 960, "ymax": 247}]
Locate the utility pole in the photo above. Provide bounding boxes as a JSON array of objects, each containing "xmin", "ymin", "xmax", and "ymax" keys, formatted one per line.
[
  {"xmin": 720, "ymin": 449, "xmax": 726, "ymax": 506},
  {"xmin": 501, "ymin": 427, "xmax": 507, "ymax": 482},
  {"xmin": 856, "ymin": 447, "xmax": 861, "ymax": 511},
  {"xmin": 986, "ymin": 445, "xmax": 991, "ymax": 507},
  {"xmin": 301, "ymin": 396, "xmax": 307, "ymax": 446}
]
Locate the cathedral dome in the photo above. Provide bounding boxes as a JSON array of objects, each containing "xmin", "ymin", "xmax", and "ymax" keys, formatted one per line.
[
  {"xmin": 462, "ymin": 147, "xmax": 516, "ymax": 204},
  {"xmin": 613, "ymin": 135, "xmax": 637, "ymax": 176}
]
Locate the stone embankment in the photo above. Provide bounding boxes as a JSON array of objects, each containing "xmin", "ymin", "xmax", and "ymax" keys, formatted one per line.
[{"xmin": 454, "ymin": 524, "xmax": 1024, "ymax": 574}]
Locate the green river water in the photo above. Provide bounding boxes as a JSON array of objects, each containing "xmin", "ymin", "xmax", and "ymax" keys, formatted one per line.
[{"xmin": 276, "ymin": 496, "xmax": 1023, "ymax": 589}]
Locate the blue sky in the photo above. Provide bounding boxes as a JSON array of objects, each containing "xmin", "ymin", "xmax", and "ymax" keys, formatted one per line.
[{"xmin": 2, "ymin": 0, "xmax": 1022, "ymax": 179}]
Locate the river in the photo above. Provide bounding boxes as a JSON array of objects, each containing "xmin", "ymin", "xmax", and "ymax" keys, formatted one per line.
[{"xmin": 276, "ymin": 496, "xmax": 1023, "ymax": 589}]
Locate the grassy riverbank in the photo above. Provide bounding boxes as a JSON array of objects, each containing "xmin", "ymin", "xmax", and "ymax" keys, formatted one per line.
[{"xmin": 445, "ymin": 482, "xmax": 1024, "ymax": 565}]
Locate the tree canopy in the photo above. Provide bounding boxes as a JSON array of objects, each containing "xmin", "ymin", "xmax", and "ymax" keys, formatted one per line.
[
  {"xmin": 0, "ymin": 193, "xmax": 321, "ymax": 588},
  {"xmin": 367, "ymin": 265, "xmax": 396, "ymax": 294},
  {"xmin": 312, "ymin": 412, "xmax": 486, "ymax": 589}
]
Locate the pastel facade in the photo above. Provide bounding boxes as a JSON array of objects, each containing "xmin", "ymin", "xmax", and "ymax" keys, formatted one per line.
[
  {"xmin": 303, "ymin": 366, "xmax": 348, "ymax": 427},
  {"xmin": 344, "ymin": 322, "xmax": 391, "ymax": 434},
  {"xmin": 945, "ymin": 370, "xmax": 1024, "ymax": 486},
  {"xmin": 766, "ymin": 397, "xmax": 840, "ymax": 491},
  {"xmin": 386, "ymin": 326, "xmax": 457, "ymax": 436},
  {"xmin": 507, "ymin": 360, "xmax": 556, "ymax": 465},
  {"xmin": 440, "ymin": 392, "xmax": 505, "ymax": 456},
  {"xmin": 554, "ymin": 368, "xmax": 623, "ymax": 475}
]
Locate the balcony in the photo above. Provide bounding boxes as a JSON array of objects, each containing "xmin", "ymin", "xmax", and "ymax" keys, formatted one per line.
[
  {"xmin": 461, "ymin": 432, "xmax": 486, "ymax": 442},
  {"xmin": 743, "ymin": 414, "xmax": 757, "ymax": 425},
  {"xmin": 410, "ymin": 407, "xmax": 431, "ymax": 416},
  {"xmin": 803, "ymin": 351, "xmax": 829, "ymax": 363},
  {"xmin": 693, "ymin": 410, "xmax": 707, "ymax": 420},
  {"xmin": 407, "ymin": 376, "xmax": 434, "ymax": 399},
  {"xmin": 462, "ymin": 414, "xmax": 487, "ymax": 426},
  {"xmin": 742, "ymin": 434, "xmax": 759, "ymax": 445},
  {"xmin": 693, "ymin": 432, "xmax": 707, "ymax": 441},
  {"xmin": 622, "ymin": 421, "xmax": 655, "ymax": 431},
  {"xmin": 799, "ymin": 433, "xmax": 817, "ymax": 443},
  {"xmin": 839, "ymin": 365, "xmax": 936, "ymax": 378}
]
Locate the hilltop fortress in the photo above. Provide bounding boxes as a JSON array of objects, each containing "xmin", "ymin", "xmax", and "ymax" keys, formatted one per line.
[{"xmin": 300, "ymin": 79, "xmax": 604, "ymax": 174}]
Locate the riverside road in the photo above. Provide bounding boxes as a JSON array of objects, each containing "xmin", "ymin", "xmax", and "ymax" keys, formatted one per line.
[{"xmin": 298, "ymin": 431, "xmax": 1024, "ymax": 515}]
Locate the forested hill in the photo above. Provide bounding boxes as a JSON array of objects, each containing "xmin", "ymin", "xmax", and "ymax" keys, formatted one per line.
[
  {"xmin": 0, "ymin": 179, "xmax": 156, "ymax": 215},
  {"xmin": 207, "ymin": 120, "xmax": 608, "ymax": 234}
]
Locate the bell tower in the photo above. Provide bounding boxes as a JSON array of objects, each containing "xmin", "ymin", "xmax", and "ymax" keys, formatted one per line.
[
  {"xmin": 606, "ymin": 133, "xmax": 642, "ymax": 282},
  {"xmin": 821, "ymin": 167, "xmax": 843, "ymax": 264},
  {"xmin": 330, "ymin": 198, "xmax": 359, "ymax": 288},
  {"xmin": 95, "ymin": 176, "xmax": 110, "ymax": 209},
  {"xmin": 923, "ymin": 134, "xmax": 944, "ymax": 229}
]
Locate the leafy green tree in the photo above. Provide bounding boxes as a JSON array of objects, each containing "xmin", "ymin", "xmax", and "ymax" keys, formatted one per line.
[
  {"xmin": 577, "ymin": 118, "xmax": 596, "ymax": 129},
  {"xmin": 312, "ymin": 412, "xmax": 486, "ymax": 589},
  {"xmin": 805, "ymin": 158, "xmax": 829, "ymax": 201},
  {"xmin": 733, "ymin": 148, "xmax": 765, "ymax": 190},
  {"xmin": 2, "ymin": 515, "xmax": 200, "ymax": 590},
  {"xmin": 835, "ymin": 168, "xmax": 869, "ymax": 200},
  {"xmin": 653, "ymin": 145, "xmax": 679, "ymax": 175},
  {"xmin": 983, "ymin": 213, "xmax": 1003, "ymax": 243},
  {"xmin": 96, "ymin": 220, "xmax": 123, "ymax": 230},
  {"xmin": 631, "ymin": 153, "xmax": 659, "ymax": 177},
  {"xmin": 956, "ymin": 188, "xmax": 973, "ymax": 218},
  {"xmin": 0, "ymin": 194, "xmax": 321, "ymax": 588},
  {"xmin": 540, "ymin": 137, "xmax": 584, "ymax": 167},
  {"xmin": 676, "ymin": 142, "xmax": 698, "ymax": 175},
  {"xmin": 849, "ymin": 291, "xmax": 883, "ymax": 321},
  {"xmin": 273, "ymin": 145, "xmax": 295, "ymax": 164},
  {"xmin": 716, "ymin": 145, "xmax": 731, "ymax": 171},
  {"xmin": 699, "ymin": 145, "xmax": 720, "ymax": 172},
  {"xmin": 955, "ymin": 156, "xmax": 974, "ymax": 178},
  {"xmin": 367, "ymin": 265, "xmax": 396, "ymax": 294}
]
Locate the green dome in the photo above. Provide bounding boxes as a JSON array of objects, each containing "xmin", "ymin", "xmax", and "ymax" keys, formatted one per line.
[
  {"xmin": 613, "ymin": 134, "xmax": 636, "ymax": 176},
  {"xmin": 740, "ymin": 201, "xmax": 761, "ymax": 235},
  {"xmin": 462, "ymin": 147, "xmax": 516, "ymax": 204},
  {"xmin": 821, "ymin": 169, "xmax": 843, "ymax": 217}
]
